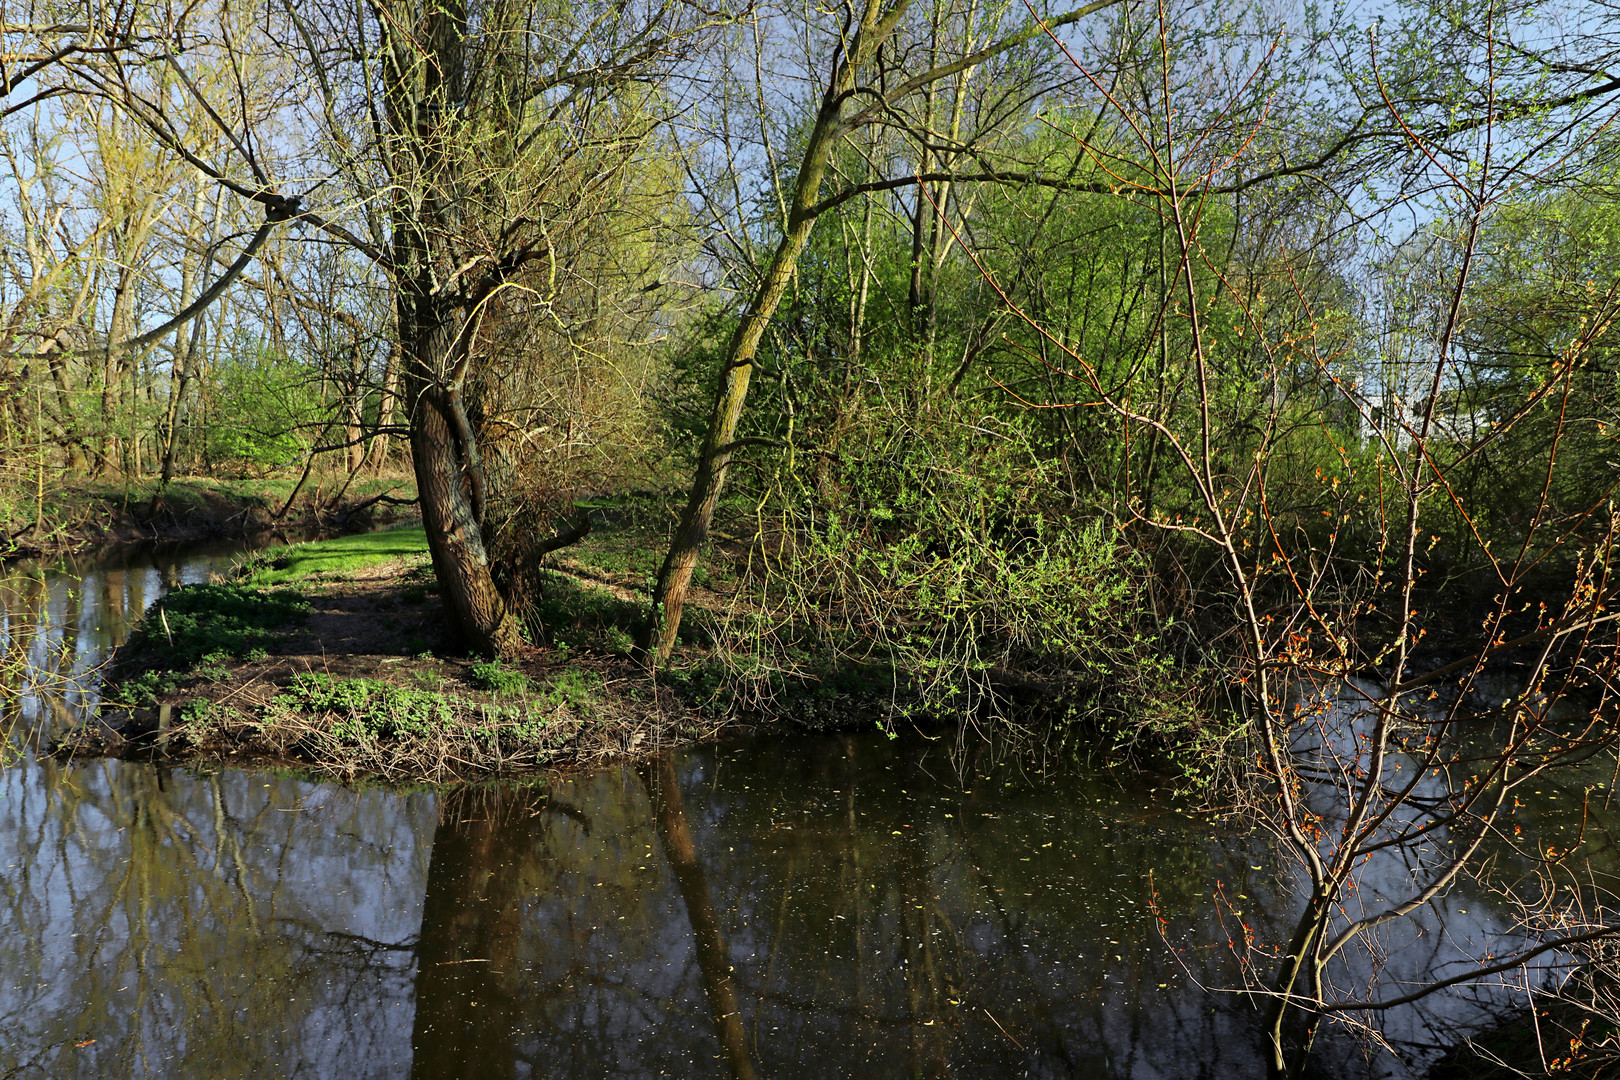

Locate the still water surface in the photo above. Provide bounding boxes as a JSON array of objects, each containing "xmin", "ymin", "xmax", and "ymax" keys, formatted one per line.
[{"xmin": 1, "ymin": 542, "xmax": 1613, "ymax": 1079}]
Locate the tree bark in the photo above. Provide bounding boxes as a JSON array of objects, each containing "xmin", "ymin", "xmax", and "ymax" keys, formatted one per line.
[
  {"xmin": 344, "ymin": 346, "xmax": 366, "ymax": 474},
  {"xmin": 406, "ymin": 357, "xmax": 525, "ymax": 658},
  {"xmin": 380, "ymin": 0, "xmax": 524, "ymax": 659},
  {"xmin": 366, "ymin": 344, "xmax": 400, "ymax": 473},
  {"xmin": 639, "ymin": 0, "xmax": 912, "ymax": 663}
]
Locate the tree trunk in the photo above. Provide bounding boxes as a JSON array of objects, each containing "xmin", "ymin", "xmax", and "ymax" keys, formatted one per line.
[
  {"xmin": 158, "ymin": 322, "xmax": 198, "ymax": 488},
  {"xmin": 345, "ymin": 347, "xmax": 366, "ymax": 474},
  {"xmin": 639, "ymin": 0, "xmax": 910, "ymax": 663},
  {"xmin": 407, "ymin": 375, "xmax": 525, "ymax": 658},
  {"xmin": 366, "ymin": 344, "xmax": 399, "ymax": 474},
  {"xmin": 378, "ymin": 0, "xmax": 524, "ymax": 659},
  {"xmin": 156, "ymin": 183, "xmax": 215, "ymax": 500},
  {"xmin": 401, "ymin": 297, "xmax": 524, "ymax": 658}
]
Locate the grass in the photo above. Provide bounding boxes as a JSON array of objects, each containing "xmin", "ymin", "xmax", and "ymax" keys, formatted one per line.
[
  {"xmin": 104, "ymin": 528, "xmax": 428, "ymax": 706},
  {"xmin": 559, "ymin": 492, "xmax": 741, "ymax": 596},
  {"xmin": 527, "ymin": 568, "xmax": 645, "ymax": 651},
  {"xmin": 244, "ymin": 525, "xmax": 428, "ymax": 585},
  {"xmin": 70, "ymin": 504, "xmax": 786, "ymax": 782},
  {"xmin": 106, "ymin": 583, "xmax": 310, "ymax": 705}
]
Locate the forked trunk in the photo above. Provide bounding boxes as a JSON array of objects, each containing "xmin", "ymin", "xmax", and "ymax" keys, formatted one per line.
[{"xmin": 407, "ymin": 372, "xmax": 525, "ymax": 659}]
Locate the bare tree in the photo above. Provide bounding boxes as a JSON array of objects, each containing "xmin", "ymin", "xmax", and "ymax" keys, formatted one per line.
[{"xmin": 942, "ymin": 2, "xmax": 1620, "ymax": 1074}]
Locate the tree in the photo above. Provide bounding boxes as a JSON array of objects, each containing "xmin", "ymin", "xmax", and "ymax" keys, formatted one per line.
[
  {"xmin": 955, "ymin": 1, "xmax": 1620, "ymax": 1073},
  {"xmin": 64, "ymin": 0, "xmax": 715, "ymax": 654},
  {"xmin": 637, "ymin": 0, "xmax": 1131, "ymax": 663}
]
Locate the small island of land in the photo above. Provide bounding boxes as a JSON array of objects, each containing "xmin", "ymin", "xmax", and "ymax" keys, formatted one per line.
[{"xmin": 56, "ymin": 514, "xmax": 907, "ymax": 783}]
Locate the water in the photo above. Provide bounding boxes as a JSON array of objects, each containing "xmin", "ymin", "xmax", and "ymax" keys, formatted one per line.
[{"xmin": 1, "ymin": 542, "xmax": 1615, "ymax": 1079}]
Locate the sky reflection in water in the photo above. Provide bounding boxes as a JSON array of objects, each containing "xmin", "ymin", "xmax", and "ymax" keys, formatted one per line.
[{"xmin": 1, "ymin": 544, "xmax": 1614, "ymax": 1079}]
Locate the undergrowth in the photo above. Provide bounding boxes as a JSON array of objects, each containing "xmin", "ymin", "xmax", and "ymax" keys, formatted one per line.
[
  {"xmin": 105, "ymin": 583, "xmax": 308, "ymax": 705},
  {"xmin": 271, "ymin": 672, "xmax": 458, "ymax": 740}
]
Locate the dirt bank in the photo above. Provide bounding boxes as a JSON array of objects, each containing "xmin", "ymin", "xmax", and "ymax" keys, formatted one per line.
[
  {"xmin": 1, "ymin": 474, "xmax": 418, "ymax": 561},
  {"xmin": 50, "ymin": 528, "xmax": 770, "ymax": 783}
]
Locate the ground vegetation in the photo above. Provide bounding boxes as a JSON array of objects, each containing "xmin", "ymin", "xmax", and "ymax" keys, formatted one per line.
[{"xmin": 7, "ymin": 0, "xmax": 1620, "ymax": 1071}]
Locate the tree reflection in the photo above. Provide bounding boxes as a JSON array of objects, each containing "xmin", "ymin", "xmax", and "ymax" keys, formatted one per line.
[
  {"xmin": 410, "ymin": 784, "xmax": 563, "ymax": 1080},
  {"xmin": 0, "ymin": 755, "xmax": 430, "ymax": 1079},
  {"xmin": 638, "ymin": 753, "xmax": 759, "ymax": 1080}
]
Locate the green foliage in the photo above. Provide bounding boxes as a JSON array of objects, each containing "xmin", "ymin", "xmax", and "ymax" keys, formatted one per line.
[
  {"xmin": 106, "ymin": 583, "xmax": 308, "ymax": 704},
  {"xmin": 110, "ymin": 668, "xmax": 181, "ymax": 706},
  {"xmin": 200, "ymin": 348, "xmax": 323, "ymax": 470},
  {"xmin": 411, "ymin": 666, "xmax": 446, "ymax": 690},
  {"xmin": 540, "ymin": 669, "xmax": 602, "ymax": 710},
  {"xmin": 525, "ymin": 568, "xmax": 646, "ymax": 650},
  {"xmin": 261, "ymin": 667, "xmax": 586, "ymax": 752},
  {"xmin": 699, "ymin": 394, "xmax": 1181, "ymax": 727},
  {"xmin": 468, "ymin": 660, "xmax": 529, "ymax": 696},
  {"xmin": 152, "ymin": 584, "xmax": 308, "ymax": 665},
  {"xmin": 271, "ymin": 672, "xmax": 456, "ymax": 741},
  {"xmin": 657, "ymin": 655, "xmax": 737, "ymax": 716}
]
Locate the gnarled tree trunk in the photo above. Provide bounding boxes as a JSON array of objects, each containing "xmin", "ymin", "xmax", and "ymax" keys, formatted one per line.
[{"xmin": 400, "ymin": 296, "xmax": 524, "ymax": 658}]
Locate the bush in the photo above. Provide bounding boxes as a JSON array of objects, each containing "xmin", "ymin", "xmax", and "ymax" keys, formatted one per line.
[{"xmin": 706, "ymin": 406, "xmax": 1181, "ymax": 727}]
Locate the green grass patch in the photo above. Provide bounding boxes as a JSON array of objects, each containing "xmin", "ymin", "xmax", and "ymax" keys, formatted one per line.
[
  {"xmin": 244, "ymin": 525, "xmax": 428, "ymax": 585},
  {"xmin": 271, "ymin": 671, "xmax": 457, "ymax": 741},
  {"xmin": 106, "ymin": 582, "xmax": 309, "ymax": 705}
]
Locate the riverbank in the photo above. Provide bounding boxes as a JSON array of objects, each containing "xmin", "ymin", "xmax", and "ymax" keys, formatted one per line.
[
  {"xmin": 47, "ymin": 500, "xmax": 1240, "ymax": 784},
  {"xmin": 0, "ymin": 472, "xmax": 418, "ymax": 561},
  {"xmin": 51, "ymin": 523, "xmax": 883, "ymax": 783}
]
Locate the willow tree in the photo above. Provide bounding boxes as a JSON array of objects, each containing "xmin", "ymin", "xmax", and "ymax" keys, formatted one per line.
[
  {"xmin": 67, "ymin": 0, "xmax": 713, "ymax": 655},
  {"xmin": 357, "ymin": 0, "xmax": 711, "ymax": 654}
]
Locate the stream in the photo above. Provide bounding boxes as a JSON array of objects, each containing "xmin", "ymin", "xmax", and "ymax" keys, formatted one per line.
[{"xmin": 1, "ymin": 540, "xmax": 1616, "ymax": 1079}]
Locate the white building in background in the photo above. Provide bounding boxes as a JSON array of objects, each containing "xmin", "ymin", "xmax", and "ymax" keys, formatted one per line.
[{"xmin": 1354, "ymin": 381, "xmax": 1489, "ymax": 450}]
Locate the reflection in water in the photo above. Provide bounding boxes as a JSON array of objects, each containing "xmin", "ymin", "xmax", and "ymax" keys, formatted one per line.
[
  {"xmin": 3, "ymin": 546, "xmax": 1618, "ymax": 1078},
  {"xmin": 640, "ymin": 754, "xmax": 758, "ymax": 1080},
  {"xmin": 0, "ymin": 757, "xmax": 431, "ymax": 1079},
  {"xmin": 410, "ymin": 785, "xmax": 579, "ymax": 1080}
]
